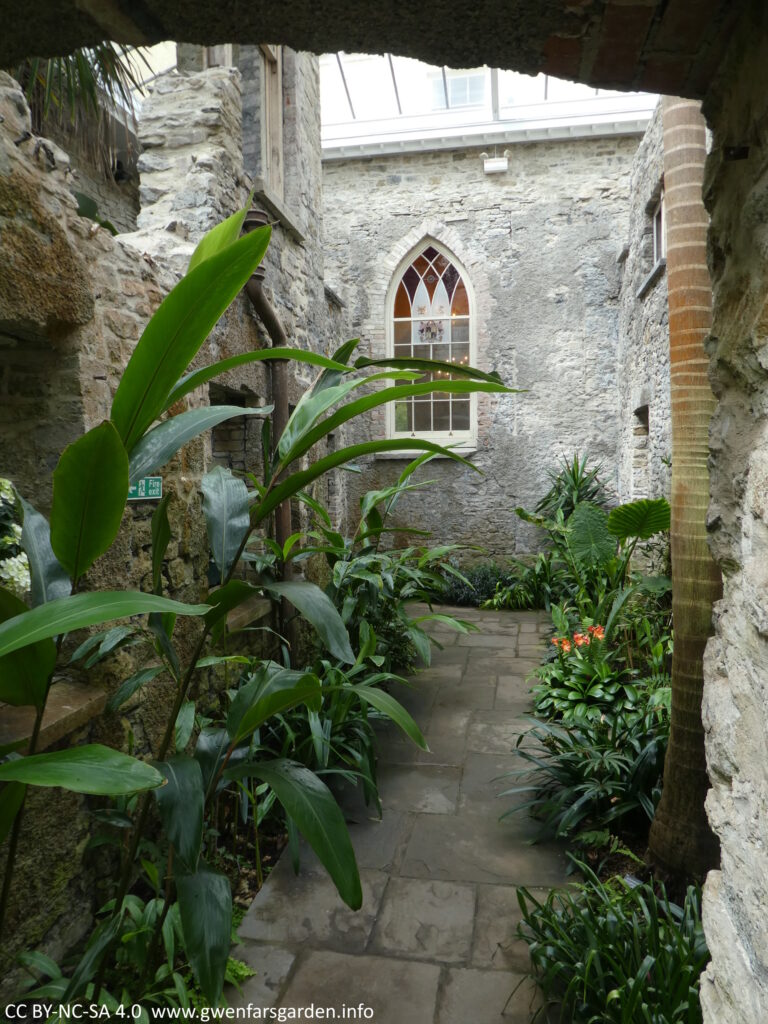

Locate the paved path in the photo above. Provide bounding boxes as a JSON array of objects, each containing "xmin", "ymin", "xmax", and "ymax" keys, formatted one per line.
[{"xmin": 233, "ymin": 608, "xmax": 567, "ymax": 1023}]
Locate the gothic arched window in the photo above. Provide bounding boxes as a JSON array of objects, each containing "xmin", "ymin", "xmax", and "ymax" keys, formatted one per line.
[{"xmin": 389, "ymin": 242, "xmax": 475, "ymax": 443}]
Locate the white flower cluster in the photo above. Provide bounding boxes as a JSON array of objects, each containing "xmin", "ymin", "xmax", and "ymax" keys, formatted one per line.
[{"xmin": 0, "ymin": 552, "xmax": 31, "ymax": 598}]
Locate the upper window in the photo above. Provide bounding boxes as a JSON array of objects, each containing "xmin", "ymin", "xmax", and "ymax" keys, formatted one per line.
[
  {"xmin": 260, "ymin": 44, "xmax": 284, "ymax": 199},
  {"xmin": 430, "ymin": 68, "xmax": 487, "ymax": 110},
  {"xmin": 389, "ymin": 242, "xmax": 475, "ymax": 444}
]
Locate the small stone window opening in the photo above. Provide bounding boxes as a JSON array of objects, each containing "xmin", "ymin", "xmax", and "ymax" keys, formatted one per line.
[
  {"xmin": 388, "ymin": 241, "xmax": 476, "ymax": 446},
  {"xmin": 632, "ymin": 404, "xmax": 650, "ymax": 500}
]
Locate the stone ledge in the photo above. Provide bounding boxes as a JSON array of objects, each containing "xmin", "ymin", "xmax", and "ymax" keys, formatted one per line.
[
  {"xmin": 636, "ymin": 257, "xmax": 666, "ymax": 298},
  {"xmin": 375, "ymin": 448, "xmax": 477, "ymax": 461},
  {"xmin": 227, "ymin": 594, "xmax": 272, "ymax": 631},
  {"xmin": 0, "ymin": 681, "xmax": 106, "ymax": 752}
]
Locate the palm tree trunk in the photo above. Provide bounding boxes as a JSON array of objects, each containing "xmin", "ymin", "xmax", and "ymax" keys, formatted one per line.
[{"xmin": 647, "ymin": 97, "xmax": 721, "ymax": 879}]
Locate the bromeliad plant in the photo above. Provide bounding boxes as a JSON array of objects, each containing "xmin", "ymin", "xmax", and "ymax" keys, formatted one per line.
[{"xmin": 0, "ymin": 196, "xmax": 513, "ymax": 1005}]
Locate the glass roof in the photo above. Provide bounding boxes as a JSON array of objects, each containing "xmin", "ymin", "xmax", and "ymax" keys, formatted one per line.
[{"xmin": 321, "ymin": 53, "xmax": 657, "ymax": 154}]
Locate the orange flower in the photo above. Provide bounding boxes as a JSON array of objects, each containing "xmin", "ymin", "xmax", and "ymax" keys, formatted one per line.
[
  {"xmin": 589, "ymin": 625, "xmax": 605, "ymax": 641},
  {"xmin": 573, "ymin": 632, "xmax": 590, "ymax": 647},
  {"xmin": 560, "ymin": 639, "xmax": 572, "ymax": 653}
]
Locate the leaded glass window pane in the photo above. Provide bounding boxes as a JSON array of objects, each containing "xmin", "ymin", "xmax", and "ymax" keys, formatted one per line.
[{"xmin": 392, "ymin": 244, "xmax": 473, "ymax": 438}]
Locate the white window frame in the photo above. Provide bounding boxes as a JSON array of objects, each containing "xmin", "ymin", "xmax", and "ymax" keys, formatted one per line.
[
  {"xmin": 652, "ymin": 191, "xmax": 666, "ymax": 266},
  {"xmin": 385, "ymin": 239, "xmax": 478, "ymax": 449}
]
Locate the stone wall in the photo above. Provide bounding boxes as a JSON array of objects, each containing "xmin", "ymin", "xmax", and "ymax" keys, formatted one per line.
[
  {"xmin": 616, "ymin": 102, "xmax": 671, "ymax": 503},
  {"xmin": 322, "ymin": 135, "xmax": 639, "ymax": 555},
  {"xmin": 0, "ymin": 54, "xmax": 336, "ymax": 990},
  {"xmin": 0, "ymin": 69, "xmax": 208, "ymax": 986},
  {"xmin": 698, "ymin": 7, "xmax": 768, "ymax": 1020}
]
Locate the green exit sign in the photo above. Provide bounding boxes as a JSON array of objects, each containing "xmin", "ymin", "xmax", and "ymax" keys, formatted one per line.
[{"xmin": 128, "ymin": 477, "xmax": 163, "ymax": 501}]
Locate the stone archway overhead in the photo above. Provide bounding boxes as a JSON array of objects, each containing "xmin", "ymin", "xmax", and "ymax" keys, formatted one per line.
[{"xmin": 5, "ymin": 0, "xmax": 745, "ymax": 100}]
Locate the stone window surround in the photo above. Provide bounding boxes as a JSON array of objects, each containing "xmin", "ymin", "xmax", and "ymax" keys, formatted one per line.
[
  {"xmin": 369, "ymin": 221, "xmax": 488, "ymax": 458},
  {"xmin": 387, "ymin": 238, "xmax": 477, "ymax": 446}
]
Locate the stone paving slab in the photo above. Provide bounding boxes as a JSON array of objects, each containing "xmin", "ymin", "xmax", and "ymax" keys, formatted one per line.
[
  {"xmin": 370, "ymin": 877, "xmax": 476, "ymax": 962},
  {"xmin": 239, "ymin": 861, "xmax": 388, "ymax": 952},
  {"xmin": 377, "ymin": 762, "xmax": 461, "ymax": 814},
  {"xmin": 234, "ymin": 609, "xmax": 566, "ymax": 1022},
  {"xmin": 436, "ymin": 968, "xmax": 544, "ymax": 1024},
  {"xmin": 399, "ymin": 811, "xmax": 567, "ymax": 885},
  {"xmin": 466, "ymin": 711, "xmax": 529, "ymax": 753},
  {"xmin": 472, "ymin": 885, "xmax": 551, "ymax": 973},
  {"xmin": 280, "ymin": 950, "xmax": 442, "ymax": 1024}
]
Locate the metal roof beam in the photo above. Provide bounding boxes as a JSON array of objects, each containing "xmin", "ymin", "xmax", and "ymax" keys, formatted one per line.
[{"xmin": 336, "ymin": 51, "xmax": 356, "ymax": 119}]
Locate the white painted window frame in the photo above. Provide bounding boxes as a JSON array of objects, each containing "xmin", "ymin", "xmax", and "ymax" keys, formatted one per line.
[
  {"xmin": 652, "ymin": 191, "xmax": 666, "ymax": 267},
  {"xmin": 385, "ymin": 239, "xmax": 478, "ymax": 449}
]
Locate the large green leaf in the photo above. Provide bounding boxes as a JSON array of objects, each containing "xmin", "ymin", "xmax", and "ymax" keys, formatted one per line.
[
  {"xmin": 354, "ymin": 354, "xmax": 504, "ymax": 383},
  {"xmin": 263, "ymin": 580, "xmax": 354, "ymax": 664},
  {"xmin": 128, "ymin": 406, "xmax": 271, "ymax": 484},
  {"xmin": 607, "ymin": 497, "xmax": 671, "ymax": 541},
  {"xmin": 310, "ymin": 338, "xmax": 361, "ymax": 396},
  {"xmin": 0, "ymin": 587, "xmax": 55, "ymax": 709},
  {"xmin": 186, "ymin": 196, "xmax": 253, "ymax": 274},
  {"xmin": 62, "ymin": 911, "xmax": 124, "ymax": 1002},
  {"xmin": 154, "ymin": 756, "xmax": 204, "ymax": 871},
  {"xmin": 17, "ymin": 495, "xmax": 71, "ymax": 606},
  {"xmin": 194, "ymin": 727, "xmax": 230, "ymax": 798},
  {"xmin": 225, "ymin": 758, "xmax": 362, "ymax": 910},
  {"xmin": 252, "ymin": 439, "xmax": 480, "ymax": 530},
  {"xmin": 106, "ymin": 664, "xmax": 165, "ymax": 711},
  {"xmin": 352, "ymin": 685, "xmax": 428, "ymax": 750},
  {"xmin": 50, "ymin": 421, "xmax": 129, "ymax": 582},
  {"xmin": 151, "ymin": 492, "xmax": 172, "ymax": 595},
  {"xmin": 0, "ymin": 780, "xmax": 26, "ymax": 845},
  {"xmin": 111, "ymin": 225, "xmax": 272, "ymax": 451},
  {"xmin": 201, "ymin": 467, "xmax": 250, "ymax": 583},
  {"xmin": 176, "ymin": 861, "xmax": 232, "ymax": 1007},
  {"xmin": 0, "ymin": 744, "xmax": 164, "ymax": 795},
  {"xmin": 278, "ymin": 379, "xmax": 511, "ymax": 470},
  {"xmin": 277, "ymin": 372, "xmax": 421, "ymax": 461},
  {"xmin": 226, "ymin": 668, "xmax": 321, "ymax": 743},
  {"xmin": 568, "ymin": 503, "xmax": 616, "ymax": 567},
  {"xmin": 163, "ymin": 349, "xmax": 349, "ymax": 413},
  {"xmin": 0, "ymin": 591, "xmax": 209, "ymax": 659}
]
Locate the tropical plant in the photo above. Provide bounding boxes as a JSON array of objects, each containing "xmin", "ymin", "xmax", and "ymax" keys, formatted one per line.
[
  {"xmin": 11, "ymin": 44, "xmax": 149, "ymax": 178},
  {"xmin": 483, "ymin": 551, "xmax": 569, "ymax": 611},
  {"xmin": 257, "ymin": 644, "xmax": 425, "ymax": 815},
  {"xmin": 647, "ymin": 100, "xmax": 721, "ymax": 879},
  {"xmin": 0, "ymin": 196, "xmax": 511, "ymax": 1004},
  {"xmin": 501, "ymin": 700, "xmax": 669, "ymax": 840},
  {"xmin": 14, "ymin": 892, "xmax": 254, "ymax": 1015},
  {"xmin": 517, "ymin": 864, "xmax": 709, "ymax": 1024},
  {"xmin": 532, "ymin": 623, "xmax": 639, "ymax": 723},
  {"xmin": 439, "ymin": 560, "xmax": 512, "ymax": 607},
  {"xmin": 534, "ymin": 452, "xmax": 611, "ymax": 520},
  {"xmin": 309, "ymin": 459, "xmax": 475, "ymax": 672}
]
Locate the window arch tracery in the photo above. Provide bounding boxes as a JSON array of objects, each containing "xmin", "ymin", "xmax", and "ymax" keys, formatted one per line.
[{"xmin": 388, "ymin": 241, "xmax": 475, "ymax": 442}]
